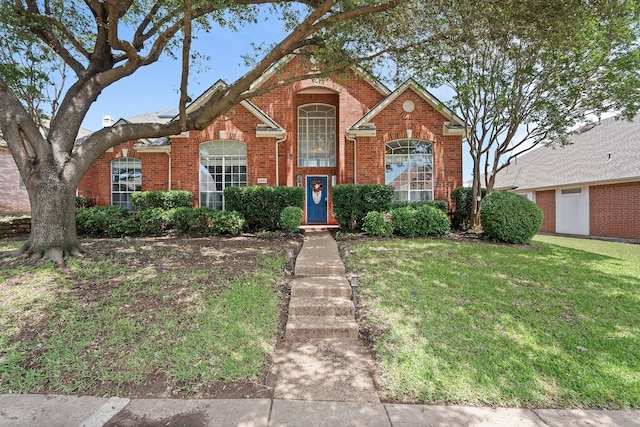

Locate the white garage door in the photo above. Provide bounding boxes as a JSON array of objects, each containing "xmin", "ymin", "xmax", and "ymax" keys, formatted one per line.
[{"xmin": 556, "ymin": 187, "xmax": 589, "ymax": 235}]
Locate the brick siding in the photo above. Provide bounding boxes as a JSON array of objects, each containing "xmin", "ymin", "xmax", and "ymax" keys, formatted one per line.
[
  {"xmin": 535, "ymin": 190, "xmax": 556, "ymax": 233},
  {"xmin": 0, "ymin": 148, "xmax": 30, "ymax": 214},
  {"xmin": 590, "ymin": 181, "xmax": 640, "ymax": 240}
]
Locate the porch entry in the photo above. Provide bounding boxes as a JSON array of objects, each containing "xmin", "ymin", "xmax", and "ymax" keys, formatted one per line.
[{"xmin": 306, "ymin": 176, "xmax": 328, "ymax": 224}]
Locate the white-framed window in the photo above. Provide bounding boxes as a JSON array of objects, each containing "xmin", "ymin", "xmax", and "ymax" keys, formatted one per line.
[
  {"xmin": 298, "ymin": 104, "xmax": 336, "ymax": 167},
  {"xmin": 200, "ymin": 140, "xmax": 247, "ymax": 210},
  {"xmin": 561, "ymin": 187, "xmax": 583, "ymax": 195},
  {"xmin": 111, "ymin": 158, "xmax": 142, "ymax": 208},
  {"xmin": 385, "ymin": 139, "xmax": 434, "ymax": 202}
]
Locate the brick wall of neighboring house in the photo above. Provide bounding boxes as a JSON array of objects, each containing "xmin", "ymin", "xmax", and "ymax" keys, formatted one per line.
[
  {"xmin": 0, "ymin": 148, "xmax": 30, "ymax": 214},
  {"xmin": 79, "ymin": 60, "xmax": 463, "ymax": 224},
  {"xmin": 535, "ymin": 190, "xmax": 556, "ymax": 233},
  {"xmin": 590, "ymin": 181, "xmax": 640, "ymax": 240}
]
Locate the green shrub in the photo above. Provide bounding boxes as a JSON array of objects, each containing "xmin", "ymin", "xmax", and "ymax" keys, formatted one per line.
[
  {"xmin": 172, "ymin": 207, "xmax": 245, "ymax": 236},
  {"xmin": 224, "ymin": 186, "xmax": 303, "ymax": 231},
  {"xmin": 76, "ymin": 206, "xmax": 129, "ymax": 236},
  {"xmin": 480, "ymin": 191, "xmax": 543, "ymax": 244},
  {"xmin": 332, "ymin": 184, "xmax": 363, "ymax": 231},
  {"xmin": 332, "ymin": 184, "xmax": 394, "ymax": 231},
  {"xmin": 414, "ymin": 205, "xmax": 450, "ymax": 237},
  {"xmin": 279, "ymin": 206, "xmax": 303, "ymax": 236},
  {"xmin": 130, "ymin": 190, "xmax": 193, "ymax": 210},
  {"xmin": 389, "ymin": 205, "xmax": 451, "ymax": 237},
  {"xmin": 361, "ymin": 184, "xmax": 395, "ymax": 213},
  {"xmin": 210, "ymin": 210, "xmax": 245, "ymax": 235},
  {"xmin": 362, "ymin": 211, "xmax": 393, "ymax": 237},
  {"xmin": 392, "ymin": 200, "xmax": 449, "ymax": 214},
  {"xmin": 390, "ymin": 207, "xmax": 419, "ymax": 237},
  {"xmin": 75, "ymin": 196, "xmax": 94, "ymax": 209},
  {"xmin": 451, "ymin": 186, "xmax": 486, "ymax": 230}
]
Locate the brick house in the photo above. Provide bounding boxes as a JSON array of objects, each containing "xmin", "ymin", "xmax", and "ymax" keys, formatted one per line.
[
  {"xmin": 79, "ymin": 58, "xmax": 465, "ymax": 225},
  {"xmin": 0, "ymin": 141, "xmax": 30, "ymax": 214},
  {"xmin": 493, "ymin": 115, "xmax": 640, "ymax": 241}
]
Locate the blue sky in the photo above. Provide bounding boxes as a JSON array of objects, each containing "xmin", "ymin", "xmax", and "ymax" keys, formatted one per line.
[{"xmin": 81, "ymin": 13, "xmax": 474, "ymax": 181}]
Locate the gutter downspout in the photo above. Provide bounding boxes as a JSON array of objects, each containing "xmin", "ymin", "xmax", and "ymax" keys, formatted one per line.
[
  {"xmin": 167, "ymin": 152, "xmax": 172, "ymax": 191},
  {"xmin": 275, "ymin": 133, "xmax": 287, "ymax": 187},
  {"xmin": 346, "ymin": 134, "xmax": 357, "ymax": 184}
]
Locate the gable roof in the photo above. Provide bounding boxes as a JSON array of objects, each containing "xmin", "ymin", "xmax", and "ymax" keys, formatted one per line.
[
  {"xmin": 493, "ymin": 114, "xmax": 640, "ymax": 191},
  {"xmin": 348, "ymin": 79, "xmax": 465, "ymax": 137}
]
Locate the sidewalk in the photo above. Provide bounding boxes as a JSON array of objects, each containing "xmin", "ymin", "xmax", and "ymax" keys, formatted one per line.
[
  {"xmin": 1, "ymin": 394, "xmax": 639, "ymax": 426},
  {"xmin": 1, "ymin": 231, "xmax": 638, "ymax": 426}
]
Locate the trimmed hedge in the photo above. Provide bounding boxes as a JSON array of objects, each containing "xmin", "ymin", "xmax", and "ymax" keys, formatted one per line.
[
  {"xmin": 224, "ymin": 186, "xmax": 304, "ymax": 231},
  {"xmin": 480, "ymin": 191, "xmax": 543, "ymax": 244},
  {"xmin": 130, "ymin": 190, "xmax": 193, "ymax": 210},
  {"xmin": 392, "ymin": 200, "xmax": 449, "ymax": 214},
  {"xmin": 451, "ymin": 186, "xmax": 486, "ymax": 230},
  {"xmin": 332, "ymin": 184, "xmax": 394, "ymax": 231},
  {"xmin": 76, "ymin": 206, "xmax": 244, "ymax": 237},
  {"xmin": 76, "ymin": 206, "xmax": 130, "ymax": 236},
  {"xmin": 389, "ymin": 205, "xmax": 450, "ymax": 237},
  {"xmin": 279, "ymin": 206, "xmax": 303, "ymax": 236},
  {"xmin": 171, "ymin": 207, "xmax": 245, "ymax": 236}
]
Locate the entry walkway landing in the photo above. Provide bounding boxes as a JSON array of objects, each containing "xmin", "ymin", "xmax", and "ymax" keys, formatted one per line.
[{"xmin": 271, "ymin": 230, "xmax": 379, "ymax": 403}]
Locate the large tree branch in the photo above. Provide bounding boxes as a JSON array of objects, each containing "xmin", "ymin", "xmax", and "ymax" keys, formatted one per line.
[
  {"xmin": 0, "ymin": 75, "xmax": 49, "ymax": 171},
  {"xmin": 16, "ymin": 1, "xmax": 87, "ymax": 75}
]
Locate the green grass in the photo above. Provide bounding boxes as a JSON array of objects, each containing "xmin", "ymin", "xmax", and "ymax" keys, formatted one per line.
[
  {"xmin": 0, "ymin": 238, "xmax": 289, "ymax": 396},
  {"xmin": 348, "ymin": 236, "xmax": 640, "ymax": 409}
]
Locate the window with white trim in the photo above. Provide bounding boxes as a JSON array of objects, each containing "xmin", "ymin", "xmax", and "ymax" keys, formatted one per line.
[
  {"xmin": 561, "ymin": 187, "xmax": 582, "ymax": 195},
  {"xmin": 385, "ymin": 139, "xmax": 434, "ymax": 201},
  {"xmin": 298, "ymin": 104, "xmax": 336, "ymax": 167},
  {"xmin": 111, "ymin": 158, "xmax": 142, "ymax": 208},
  {"xmin": 200, "ymin": 140, "xmax": 247, "ymax": 210}
]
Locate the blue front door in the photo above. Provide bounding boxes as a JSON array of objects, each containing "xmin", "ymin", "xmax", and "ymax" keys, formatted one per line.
[{"xmin": 306, "ymin": 176, "xmax": 328, "ymax": 224}]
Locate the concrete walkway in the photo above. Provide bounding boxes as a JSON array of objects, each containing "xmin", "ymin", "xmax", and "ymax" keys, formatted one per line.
[
  {"xmin": 1, "ymin": 394, "xmax": 638, "ymax": 426},
  {"xmin": 1, "ymin": 231, "xmax": 638, "ymax": 426},
  {"xmin": 272, "ymin": 230, "xmax": 379, "ymax": 403}
]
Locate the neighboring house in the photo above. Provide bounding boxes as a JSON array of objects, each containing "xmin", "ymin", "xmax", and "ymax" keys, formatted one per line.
[
  {"xmin": 0, "ymin": 141, "xmax": 30, "ymax": 214},
  {"xmin": 1, "ymin": 127, "xmax": 92, "ymax": 215},
  {"xmin": 493, "ymin": 115, "xmax": 640, "ymax": 240},
  {"xmin": 78, "ymin": 57, "xmax": 465, "ymax": 225}
]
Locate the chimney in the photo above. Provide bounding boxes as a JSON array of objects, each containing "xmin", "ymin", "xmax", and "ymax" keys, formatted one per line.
[{"xmin": 102, "ymin": 115, "xmax": 113, "ymax": 128}]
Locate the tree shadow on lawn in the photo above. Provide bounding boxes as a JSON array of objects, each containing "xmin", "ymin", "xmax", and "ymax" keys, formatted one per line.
[{"xmin": 0, "ymin": 235, "xmax": 302, "ymax": 398}]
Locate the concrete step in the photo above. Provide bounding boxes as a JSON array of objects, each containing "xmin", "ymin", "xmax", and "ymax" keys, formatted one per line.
[
  {"xmin": 289, "ymin": 297, "xmax": 354, "ymax": 317},
  {"xmin": 291, "ymin": 276, "xmax": 351, "ymax": 298},
  {"xmin": 285, "ymin": 316, "xmax": 358, "ymax": 340},
  {"xmin": 294, "ymin": 261, "xmax": 345, "ymax": 276}
]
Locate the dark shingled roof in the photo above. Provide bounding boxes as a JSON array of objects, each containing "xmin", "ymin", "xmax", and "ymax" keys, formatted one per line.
[{"xmin": 493, "ymin": 115, "xmax": 640, "ymax": 191}]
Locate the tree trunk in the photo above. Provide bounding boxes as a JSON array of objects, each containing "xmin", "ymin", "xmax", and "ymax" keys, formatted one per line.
[
  {"xmin": 22, "ymin": 178, "xmax": 83, "ymax": 265},
  {"xmin": 470, "ymin": 157, "xmax": 482, "ymax": 229}
]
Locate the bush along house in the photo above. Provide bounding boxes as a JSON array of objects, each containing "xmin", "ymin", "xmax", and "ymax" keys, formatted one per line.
[{"xmin": 78, "ymin": 57, "xmax": 465, "ymax": 225}]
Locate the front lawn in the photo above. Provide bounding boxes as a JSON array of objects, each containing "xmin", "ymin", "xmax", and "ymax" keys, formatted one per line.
[
  {"xmin": 0, "ymin": 236, "xmax": 299, "ymax": 397},
  {"xmin": 347, "ymin": 236, "xmax": 640, "ymax": 408}
]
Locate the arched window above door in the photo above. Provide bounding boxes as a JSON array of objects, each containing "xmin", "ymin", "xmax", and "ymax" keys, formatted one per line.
[{"xmin": 298, "ymin": 104, "xmax": 336, "ymax": 167}]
